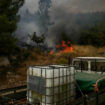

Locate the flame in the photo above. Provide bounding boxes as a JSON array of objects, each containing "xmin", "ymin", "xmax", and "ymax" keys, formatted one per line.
[
  {"xmin": 56, "ymin": 40, "xmax": 74, "ymax": 53},
  {"xmin": 49, "ymin": 50, "xmax": 54, "ymax": 54},
  {"xmin": 49, "ymin": 40, "xmax": 74, "ymax": 55}
]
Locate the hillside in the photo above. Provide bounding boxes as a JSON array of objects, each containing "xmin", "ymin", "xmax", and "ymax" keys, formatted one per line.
[{"xmin": 0, "ymin": 45, "xmax": 105, "ymax": 89}]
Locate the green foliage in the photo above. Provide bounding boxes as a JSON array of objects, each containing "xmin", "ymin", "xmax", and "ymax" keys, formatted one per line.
[
  {"xmin": 0, "ymin": 33, "xmax": 18, "ymax": 55},
  {"xmin": 79, "ymin": 22, "xmax": 105, "ymax": 47},
  {"xmin": 0, "ymin": 0, "xmax": 24, "ymax": 56},
  {"xmin": 9, "ymin": 48, "xmax": 30, "ymax": 72}
]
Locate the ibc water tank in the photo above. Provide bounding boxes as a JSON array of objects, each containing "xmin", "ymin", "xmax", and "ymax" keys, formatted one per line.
[{"xmin": 27, "ymin": 65, "xmax": 75, "ymax": 105}]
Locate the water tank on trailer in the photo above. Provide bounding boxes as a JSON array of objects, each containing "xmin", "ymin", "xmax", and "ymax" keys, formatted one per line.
[{"xmin": 27, "ymin": 65, "xmax": 75, "ymax": 105}]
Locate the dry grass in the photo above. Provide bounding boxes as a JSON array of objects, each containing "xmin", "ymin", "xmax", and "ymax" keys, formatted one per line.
[
  {"xmin": 18, "ymin": 45, "xmax": 105, "ymax": 75},
  {"xmin": 73, "ymin": 45, "xmax": 105, "ymax": 57},
  {"xmin": 1, "ymin": 45, "xmax": 105, "ymax": 89}
]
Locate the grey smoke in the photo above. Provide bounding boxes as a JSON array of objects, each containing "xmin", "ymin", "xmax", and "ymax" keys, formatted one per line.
[
  {"xmin": 50, "ymin": 0, "xmax": 105, "ymax": 13},
  {"xmin": 15, "ymin": 0, "xmax": 51, "ymax": 43},
  {"xmin": 15, "ymin": 0, "xmax": 105, "ymax": 46}
]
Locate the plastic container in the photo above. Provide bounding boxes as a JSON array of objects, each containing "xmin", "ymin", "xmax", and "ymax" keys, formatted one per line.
[{"xmin": 27, "ymin": 65, "xmax": 75, "ymax": 105}]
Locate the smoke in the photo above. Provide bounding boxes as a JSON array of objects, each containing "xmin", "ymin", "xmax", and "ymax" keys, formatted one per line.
[
  {"xmin": 15, "ymin": 0, "xmax": 105, "ymax": 46},
  {"xmin": 50, "ymin": 0, "xmax": 105, "ymax": 13},
  {"xmin": 47, "ymin": 0, "xmax": 105, "ymax": 46},
  {"xmin": 15, "ymin": 0, "xmax": 51, "ymax": 43}
]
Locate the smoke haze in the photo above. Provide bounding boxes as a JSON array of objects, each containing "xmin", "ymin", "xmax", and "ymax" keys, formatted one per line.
[
  {"xmin": 15, "ymin": 0, "xmax": 105, "ymax": 46},
  {"xmin": 51, "ymin": 0, "xmax": 105, "ymax": 13}
]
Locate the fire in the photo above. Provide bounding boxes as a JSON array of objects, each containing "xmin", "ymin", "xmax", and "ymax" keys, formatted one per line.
[
  {"xmin": 56, "ymin": 40, "xmax": 74, "ymax": 53},
  {"xmin": 49, "ymin": 40, "xmax": 74, "ymax": 55},
  {"xmin": 49, "ymin": 50, "xmax": 54, "ymax": 54}
]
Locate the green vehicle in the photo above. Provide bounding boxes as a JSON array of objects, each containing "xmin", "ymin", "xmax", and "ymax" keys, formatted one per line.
[{"xmin": 72, "ymin": 57, "xmax": 105, "ymax": 105}]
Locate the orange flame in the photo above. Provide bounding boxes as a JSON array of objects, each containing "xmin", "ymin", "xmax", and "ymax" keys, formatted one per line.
[
  {"xmin": 56, "ymin": 40, "xmax": 74, "ymax": 53},
  {"xmin": 49, "ymin": 50, "xmax": 54, "ymax": 54}
]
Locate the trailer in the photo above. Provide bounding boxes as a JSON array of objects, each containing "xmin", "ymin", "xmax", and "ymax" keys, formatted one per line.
[
  {"xmin": 72, "ymin": 57, "xmax": 105, "ymax": 105},
  {"xmin": 27, "ymin": 57, "xmax": 105, "ymax": 105},
  {"xmin": 1, "ymin": 57, "xmax": 105, "ymax": 105},
  {"xmin": 0, "ymin": 84, "xmax": 105, "ymax": 105}
]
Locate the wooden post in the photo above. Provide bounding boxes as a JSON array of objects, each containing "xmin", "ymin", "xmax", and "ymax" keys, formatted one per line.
[
  {"xmin": 96, "ymin": 92, "xmax": 99, "ymax": 105},
  {"xmin": 88, "ymin": 61, "xmax": 91, "ymax": 72},
  {"xmin": 68, "ymin": 56, "xmax": 71, "ymax": 65}
]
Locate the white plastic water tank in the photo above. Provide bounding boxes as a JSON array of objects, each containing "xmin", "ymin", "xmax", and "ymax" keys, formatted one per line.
[{"xmin": 27, "ymin": 65, "xmax": 75, "ymax": 105}]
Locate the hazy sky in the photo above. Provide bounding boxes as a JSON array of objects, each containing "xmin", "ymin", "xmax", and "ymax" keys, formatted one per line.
[
  {"xmin": 16, "ymin": 0, "xmax": 105, "ymax": 45},
  {"xmin": 19, "ymin": 0, "xmax": 105, "ymax": 14}
]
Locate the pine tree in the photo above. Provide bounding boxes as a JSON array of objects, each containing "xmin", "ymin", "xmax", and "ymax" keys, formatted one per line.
[{"xmin": 0, "ymin": 0, "xmax": 24, "ymax": 56}]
